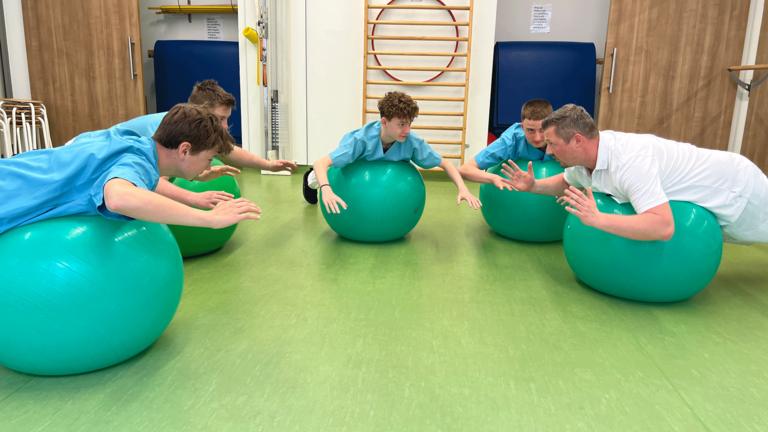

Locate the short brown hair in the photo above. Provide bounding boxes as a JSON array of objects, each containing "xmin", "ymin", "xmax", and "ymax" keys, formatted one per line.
[
  {"xmin": 378, "ymin": 91, "xmax": 419, "ymax": 122},
  {"xmin": 188, "ymin": 79, "xmax": 237, "ymax": 109},
  {"xmin": 521, "ymin": 99, "xmax": 553, "ymax": 121},
  {"xmin": 541, "ymin": 104, "xmax": 599, "ymax": 143},
  {"xmin": 153, "ymin": 104, "xmax": 235, "ymax": 155}
]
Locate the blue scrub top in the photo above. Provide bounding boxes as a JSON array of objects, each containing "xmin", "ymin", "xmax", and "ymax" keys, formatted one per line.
[
  {"xmin": 329, "ymin": 120, "xmax": 443, "ymax": 170},
  {"xmin": 0, "ymin": 127, "xmax": 160, "ymax": 234},
  {"xmin": 113, "ymin": 112, "xmax": 167, "ymax": 139},
  {"xmin": 474, "ymin": 123, "xmax": 553, "ymax": 170}
]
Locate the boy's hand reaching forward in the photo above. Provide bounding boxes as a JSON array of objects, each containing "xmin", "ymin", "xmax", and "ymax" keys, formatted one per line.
[
  {"xmin": 458, "ymin": 189, "xmax": 482, "ymax": 210},
  {"xmin": 321, "ymin": 187, "xmax": 348, "ymax": 214},
  {"xmin": 207, "ymin": 198, "xmax": 262, "ymax": 228}
]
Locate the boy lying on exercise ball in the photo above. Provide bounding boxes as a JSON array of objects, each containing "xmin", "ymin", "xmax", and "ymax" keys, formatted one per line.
[
  {"xmin": 302, "ymin": 91, "xmax": 481, "ymax": 213},
  {"xmin": 1, "ymin": 104, "xmax": 261, "ymax": 234}
]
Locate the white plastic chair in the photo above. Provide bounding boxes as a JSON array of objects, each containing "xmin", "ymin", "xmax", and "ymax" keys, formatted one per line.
[
  {"xmin": 1, "ymin": 99, "xmax": 53, "ymax": 155},
  {"xmin": 0, "ymin": 106, "xmax": 10, "ymax": 158}
]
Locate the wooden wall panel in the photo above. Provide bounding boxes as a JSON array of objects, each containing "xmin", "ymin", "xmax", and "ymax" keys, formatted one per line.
[
  {"xmin": 598, "ymin": 0, "xmax": 751, "ymax": 151},
  {"xmin": 22, "ymin": 0, "xmax": 145, "ymax": 147}
]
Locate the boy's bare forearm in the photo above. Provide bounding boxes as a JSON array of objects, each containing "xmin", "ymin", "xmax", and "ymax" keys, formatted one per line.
[
  {"xmin": 154, "ymin": 177, "xmax": 197, "ymax": 207},
  {"xmin": 104, "ymin": 179, "xmax": 212, "ymax": 227},
  {"xmin": 312, "ymin": 156, "xmax": 334, "ymax": 190},
  {"xmin": 440, "ymin": 160, "xmax": 470, "ymax": 191},
  {"xmin": 217, "ymin": 146, "xmax": 270, "ymax": 170},
  {"xmin": 458, "ymin": 159, "xmax": 497, "ymax": 184}
]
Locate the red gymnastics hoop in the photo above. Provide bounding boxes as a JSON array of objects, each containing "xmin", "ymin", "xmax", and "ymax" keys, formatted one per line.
[{"xmin": 370, "ymin": 0, "xmax": 460, "ymax": 83}]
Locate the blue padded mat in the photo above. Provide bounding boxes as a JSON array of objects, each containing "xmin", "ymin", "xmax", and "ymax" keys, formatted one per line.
[
  {"xmin": 154, "ymin": 40, "xmax": 242, "ymax": 143},
  {"xmin": 489, "ymin": 42, "xmax": 596, "ymax": 136}
]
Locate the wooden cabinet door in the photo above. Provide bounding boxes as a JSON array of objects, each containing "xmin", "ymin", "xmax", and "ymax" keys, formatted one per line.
[
  {"xmin": 22, "ymin": 0, "xmax": 145, "ymax": 147},
  {"xmin": 598, "ymin": 0, "xmax": 750, "ymax": 150},
  {"xmin": 739, "ymin": 5, "xmax": 768, "ymax": 175}
]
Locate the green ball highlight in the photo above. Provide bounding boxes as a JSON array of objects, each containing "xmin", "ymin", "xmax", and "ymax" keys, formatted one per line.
[
  {"xmin": 168, "ymin": 158, "xmax": 241, "ymax": 258},
  {"xmin": 0, "ymin": 216, "xmax": 183, "ymax": 376},
  {"xmin": 320, "ymin": 160, "xmax": 426, "ymax": 242},
  {"xmin": 479, "ymin": 160, "xmax": 568, "ymax": 242},
  {"xmin": 563, "ymin": 193, "xmax": 723, "ymax": 302}
]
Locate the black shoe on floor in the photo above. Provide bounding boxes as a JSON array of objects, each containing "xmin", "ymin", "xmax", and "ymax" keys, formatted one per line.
[{"xmin": 302, "ymin": 168, "xmax": 318, "ymax": 204}]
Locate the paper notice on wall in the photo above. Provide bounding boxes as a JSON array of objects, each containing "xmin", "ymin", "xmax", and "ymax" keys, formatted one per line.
[
  {"xmin": 531, "ymin": 5, "xmax": 552, "ymax": 33},
  {"xmin": 206, "ymin": 16, "xmax": 224, "ymax": 40}
]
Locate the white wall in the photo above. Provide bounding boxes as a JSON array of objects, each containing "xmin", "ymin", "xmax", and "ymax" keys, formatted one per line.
[
  {"xmin": 237, "ymin": 0, "xmax": 306, "ymax": 160},
  {"xmin": 302, "ymin": 0, "xmax": 498, "ymax": 165},
  {"xmin": 494, "ymin": 0, "xmax": 611, "ymax": 119},
  {"xmin": 238, "ymin": 0, "xmax": 263, "ymax": 155},
  {"xmin": 2, "ymin": 0, "xmax": 31, "ymax": 99},
  {"xmin": 139, "ymin": 0, "xmax": 240, "ymax": 113}
]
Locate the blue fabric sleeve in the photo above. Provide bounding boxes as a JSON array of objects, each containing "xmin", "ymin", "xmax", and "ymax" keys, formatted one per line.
[
  {"xmin": 90, "ymin": 154, "xmax": 158, "ymax": 220},
  {"xmin": 411, "ymin": 137, "xmax": 443, "ymax": 169},
  {"xmin": 116, "ymin": 112, "xmax": 167, "ymax": 139},
  {"xmin": 328, "ymin": 132, "xmax": 365, "ymax": 169},
  {"xmin": 474, "ymin": 127, "xmax": 523, "ymax": 170}
]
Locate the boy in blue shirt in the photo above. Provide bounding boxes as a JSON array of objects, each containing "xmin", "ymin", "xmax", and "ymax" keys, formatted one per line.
[
  {"xmin": 458, "ymin": 99, "xmax": 554, "ymax": 190},
  {"xmin": 0, "ymin": 104, "xmax": 261, "ymax": 234},
  {"xmin": 81, "ymin": 80, "xmax": 297, "ymax": 210},
  {"xmin": 302, "ymin": 91, "xmax": 481, "ymax": 213}
]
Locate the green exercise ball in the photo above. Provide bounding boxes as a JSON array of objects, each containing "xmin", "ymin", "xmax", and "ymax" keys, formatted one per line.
[
  {"xmin": 0, "ymin": 216, "xmax": 183, "ymax": 375},
  {"xmin": 479, "ymin": 160, "xmax": 568, "ymax": 242},
  {"xmin": 563, "ymin": 193, "xmax": 723, "ymax": 302},
  {"xmin": 168, "ymin": 158, "xmax": 241, "ymax": 258},
  {"xmin": 320, "ymin": 160, "xmax": 426, "ymax": 242}
]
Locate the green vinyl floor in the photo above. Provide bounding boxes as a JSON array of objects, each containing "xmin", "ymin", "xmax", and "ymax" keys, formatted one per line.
[{"xmin": 2, "ymin": 166, "xmax": 768, "ymax": 431}]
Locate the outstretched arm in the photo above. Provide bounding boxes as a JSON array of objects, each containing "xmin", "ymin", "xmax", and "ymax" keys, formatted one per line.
[
  {"xmin": 313, "ymin": 156, "xmax": 347, "ymax": 214},
  {"xmin": 218, "ymin": 146, "xmax": 297, "ymax": 173},
  {"xmin": 458, "ymin": 158, "xmax": 515, "ymax": 191},
  {"xmin": 155, "ymin": 177, "xmax": 234, "ymax": 209},
  {"xmin": 562, "ymin": 187, "xmax": 675, "ymax": 241},
  {"xmin": 104, "ymin": 178, "xmax": 260, "ymax": 229},
  {"xmin": 439, "ymin": 160, "xmax": 482, "ymax": 210}
]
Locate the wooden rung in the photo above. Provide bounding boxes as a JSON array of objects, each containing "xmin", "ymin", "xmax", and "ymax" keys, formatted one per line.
[
  {"xmin": 418, "ymin": 167, "xmax": 445, "ymax": 172},
  {"xmin": 369, "ymin": 50, "xmax": 467, "ymax": 57},
  {"xmin": 366, "ymin": 110, "xmax": 464, "ymax": 117},
  {"xmin": 728, "ymin": 64, "xmax": 768, "ymax": 71},
  {"xmin": 367, "ymin": 80, "xmax": 465, "ymax": 87},
  {"xmin": 420, "ymin": 111, "xmax": 465, "ymax": 116},
  {"xmin": 368, "ymin": 65, "xmax": 467, "ymax": 72},
  {"xmin": 439, "ymin": 154, "xmax": 462, "ymax": 159},
  {"xmin": 1, "ymin": 98, "xmax": 44, "ymax": 104},
  {"xmin": 368, "ymin": 5, "xmax": 471, "ymax": 10},
  {"xmin": 368, "ymin": 35, "xmax": 468, "ymax": 42},
  {"xmin": 411, "ymin": 125, "xmax": 463, "ymax": 131},
  {"xmin": 367, "ymin": 95, "xmax": 466, "ymax": 102},
  {"xmin": 368, "ymin": 20, "xmax": 469, "ymax": 26},
  {"xmin": 426, "ymin": 140, "xmax": 463, "ymax": 145}
]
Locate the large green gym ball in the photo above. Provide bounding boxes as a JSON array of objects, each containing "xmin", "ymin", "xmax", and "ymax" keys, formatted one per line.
[
  {"xmin": 563, "ymin": 193, "xmax": 724, "ymax": 303},
  {"xmin": 169, "ymin": 158, "xmax": 241, "ymax": 258},
  {"xmin": 320, "ymin": 160, "xmax": 426, "ymax": 242},
  {"xmin": 479, "ymin": 160, "xmax": 568, "ymax": 242},
  {"xmin": 0, "ymin": 216, "xmax": 183, "ymax": 375}
]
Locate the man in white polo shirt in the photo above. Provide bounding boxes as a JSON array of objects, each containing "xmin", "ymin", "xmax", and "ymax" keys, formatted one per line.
[{"xmin": 500, "ymin": 104, "xmax": 768, "ymax": 245}]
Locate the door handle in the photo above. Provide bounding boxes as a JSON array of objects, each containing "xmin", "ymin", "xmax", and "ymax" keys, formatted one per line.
[
  {"xmin": 128, "ymin": 37, "xmax": 137, "ymax": 80},
  {"xmin": 608, "ymin": 47, "xmax": 617, "ymax": 93}
]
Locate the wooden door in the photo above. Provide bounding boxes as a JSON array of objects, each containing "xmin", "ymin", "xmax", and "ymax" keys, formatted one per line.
[
  {"xmin": 22, "ymin": 0, "xmax": 145, "ymax": 147},
  {"xmin": 598, "ymin": 0, "xmax": 751, "ymax": 150},
  {"xmin": 739, "ymin": 5, "xmax": 768, "ymax": 174}
]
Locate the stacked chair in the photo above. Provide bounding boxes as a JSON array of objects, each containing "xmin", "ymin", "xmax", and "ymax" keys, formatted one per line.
[{"xmin": 0, "ymin": 98, "xmax": 52, "ymax": 158}]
